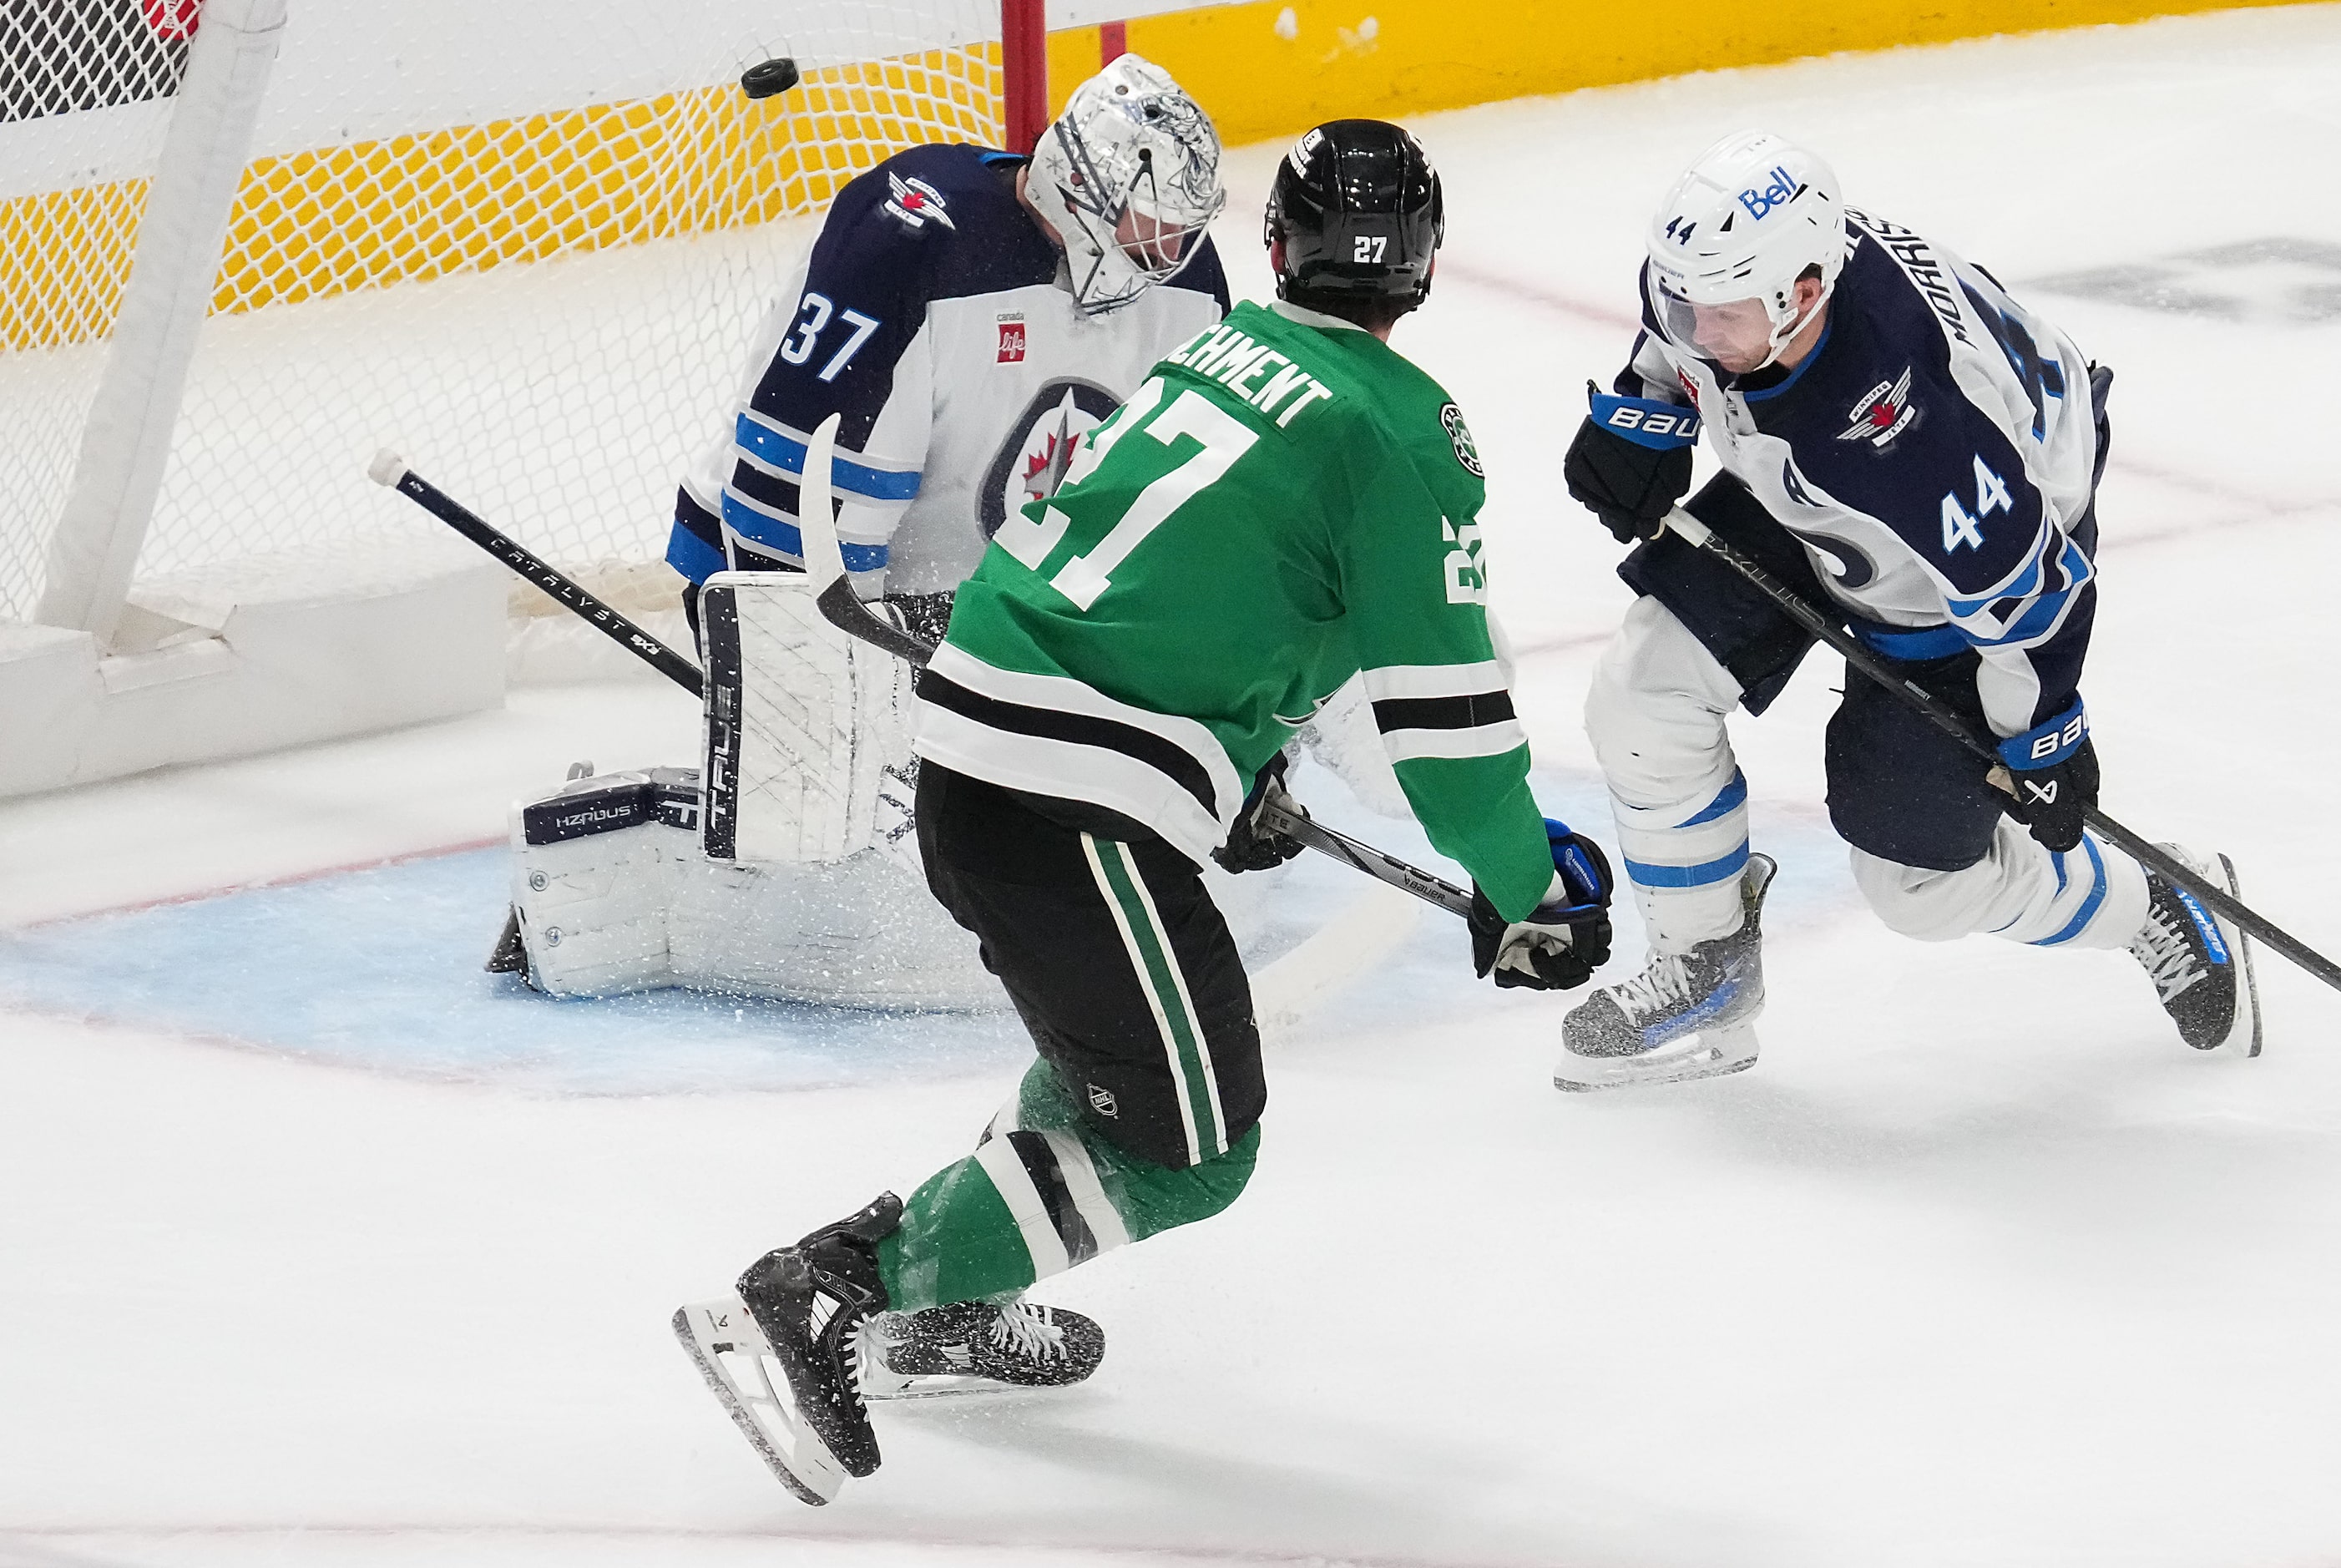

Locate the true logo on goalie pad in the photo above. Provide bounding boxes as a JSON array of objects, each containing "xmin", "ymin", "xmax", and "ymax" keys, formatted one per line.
[{"xmin": 698, "ymin": 574, "xmax": 922, "ymax": 868}]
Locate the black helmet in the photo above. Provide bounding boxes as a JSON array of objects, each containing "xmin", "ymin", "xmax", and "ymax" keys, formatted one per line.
[{"xmin": 1265, "ymin": 119, "xmax": 1444, "ymax": 312}]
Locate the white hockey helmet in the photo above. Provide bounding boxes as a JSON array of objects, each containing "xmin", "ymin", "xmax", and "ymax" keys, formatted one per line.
[
  {"xmin": 1645, "ymin": 129, "xmax": 1848, "ymax": 370},
  {"xmin": 1026, "ymin": 54, "xmax": 1225, "ymax": 315}
]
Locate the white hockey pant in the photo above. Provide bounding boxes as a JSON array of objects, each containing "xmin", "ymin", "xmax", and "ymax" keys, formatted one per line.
[{"xmin": 1585, "ymin": 596, "xmax": 2146, "ymax": 955}]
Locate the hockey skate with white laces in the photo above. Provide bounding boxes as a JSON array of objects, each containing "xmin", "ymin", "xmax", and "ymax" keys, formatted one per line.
[
  {"xmin": 2129, "ymin": 847, "xmax": 2262, "ymax": 1056},
  {"xmin": 1555, "ymin": 853, "xmax": 1776, "ymax": 1091},
  {"xmin": 860, "ymin": 1297, "xmax": 1105, "ymax": 1399},
  {"xmin": 671, "ymin": 1192, "xmax": 899, "ymax": 1505}
]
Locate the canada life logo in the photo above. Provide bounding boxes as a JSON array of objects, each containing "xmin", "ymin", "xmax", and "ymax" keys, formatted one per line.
[{"xmin": 997, "ymin": 315, "xmax": 1027, "ymax": 364}]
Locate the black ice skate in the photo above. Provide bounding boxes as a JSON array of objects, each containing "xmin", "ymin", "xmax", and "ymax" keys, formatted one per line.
[
  {"xmin": 2129, "ymin": 847, "xmax": 2261, "ymax": 1057},
  {"xmin": 862, "ymin": 1297, "xmax": 1105, "ymax": 1399},
  {"xmin": 1555, "ymin": 853, "xmax": 1777, "ymax": 1091},
  {"xmin": 670, "ymin": 1192, "xmax": 900, "ymax": 1505}
]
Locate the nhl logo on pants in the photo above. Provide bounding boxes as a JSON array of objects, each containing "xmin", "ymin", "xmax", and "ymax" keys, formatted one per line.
[{"xmin": 1087, "ymin": 1083, "xmax": 1120, "ymax": 1117}]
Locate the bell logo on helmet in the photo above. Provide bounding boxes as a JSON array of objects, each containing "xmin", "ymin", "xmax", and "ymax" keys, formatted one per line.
[{"xmin": 1736, "ymin": 165, "xmax": 1803, "ymax": 221}]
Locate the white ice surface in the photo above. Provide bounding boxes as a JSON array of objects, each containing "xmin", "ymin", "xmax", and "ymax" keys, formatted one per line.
[{"xmin": 9, "ymin": 10, "xmax": 2341, "ymax": 1564}]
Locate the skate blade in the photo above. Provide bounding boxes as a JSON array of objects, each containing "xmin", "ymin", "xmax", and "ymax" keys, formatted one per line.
[
  {"xmin": 2215, "ymin": 854, "xmax": 2264, "ymax": 1060},
  {"xmin": 864, "ymin": 1373, "xmax": 1059, "ymax": 1402},
  {"xmin": 672, "ymin": 1298, "xmax": 847, "ymax": 1505},
  {"xmin": 1554, "ymin": 1023, "xmax": 1761, "ymax": 1092}
]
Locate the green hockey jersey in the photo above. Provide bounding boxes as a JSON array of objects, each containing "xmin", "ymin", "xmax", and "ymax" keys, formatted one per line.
[{"xmin": 911, "ymin": 297, "xmax": 1555, "ymax": 921}]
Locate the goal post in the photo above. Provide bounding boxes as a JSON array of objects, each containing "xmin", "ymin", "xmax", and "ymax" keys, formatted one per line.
[{"xmin": 0, "ymin": 0, "xmax": 1050, "ymax": 797}]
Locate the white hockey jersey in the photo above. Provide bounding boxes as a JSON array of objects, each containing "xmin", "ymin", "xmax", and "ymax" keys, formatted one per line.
[
  {"xmin": 669, "ymin": 144, "xmax": 1231, "ymax": 597},
  {"xmin": 1608, "ymin": 208, "xmax": 2106, "ymax": 766}
]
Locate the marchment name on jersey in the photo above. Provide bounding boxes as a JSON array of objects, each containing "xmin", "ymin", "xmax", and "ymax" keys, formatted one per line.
[{"xmin": 1165, "ymin": 324, "xmax": 1336, "ymax": 427}]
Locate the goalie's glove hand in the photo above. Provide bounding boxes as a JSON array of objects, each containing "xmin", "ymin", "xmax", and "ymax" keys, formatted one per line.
[
  {"xmin": 1213, "ymin": 750, "xmax": 1307, "ymax": 875},
  {"xmin": 1564, "ymin": 382, "xmax": 1696, "ymax": 544},
  {"xmin": 1469, "ymin": 822, "xmax": 1615, "ymax": 991},
  {"xmin": 2003, "ymin": 736, "xmax": 2098, "ymax": 854}
]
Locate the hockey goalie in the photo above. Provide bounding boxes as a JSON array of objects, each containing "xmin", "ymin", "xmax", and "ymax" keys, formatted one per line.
[{"xmin": 488, "ymin": 56, "xmax": 1238, "ymax": 1009}]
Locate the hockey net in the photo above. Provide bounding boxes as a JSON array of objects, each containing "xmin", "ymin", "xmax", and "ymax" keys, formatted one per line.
[{"xmin": 0, "ymin": 0, "xmax": 1006, "ymax": 644}]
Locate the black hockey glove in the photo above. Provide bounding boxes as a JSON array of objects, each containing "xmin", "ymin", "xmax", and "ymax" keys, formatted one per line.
[
  {"xmin": 1469, "ymin": 822, "xmax": 1615, "ymax": 991},
  {"xmin": 1563, "ymin": 382, "xmax": 1698, "ymax": 544},
  {"xmin": 2004, "ymin": 737, "xmax": 2099, "ymax": 854},
  {"xmin": 1213, "ymin": 750, "xmax": 1307, "ymax": 874}
]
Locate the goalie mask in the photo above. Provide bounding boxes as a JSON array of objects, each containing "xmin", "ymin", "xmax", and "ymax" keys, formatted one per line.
[
  {"xmin": 1027, "ymin": 54, "xmax": 1225, "ymax": 316},
  {"xmin": 1646, "ymin": 129, "xmax": 1848, "ymax": 373}
]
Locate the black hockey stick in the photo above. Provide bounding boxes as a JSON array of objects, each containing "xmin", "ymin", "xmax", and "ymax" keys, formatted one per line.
[
  {"xmin": 1661, "ymin": 505, "xmax": 2341, "ymax": 997},
  {"xmin": 790, "ymin": 412, "xmax": 1479, "ymax": 923},
  {"xmin": 368, "ymin": 450, "xmax": 706, "ymax": 699}
]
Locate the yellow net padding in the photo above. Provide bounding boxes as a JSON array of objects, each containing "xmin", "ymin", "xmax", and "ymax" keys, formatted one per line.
[{"xmin": 1, "ymin": 42, "xmax": 1000, "ymax": 353}]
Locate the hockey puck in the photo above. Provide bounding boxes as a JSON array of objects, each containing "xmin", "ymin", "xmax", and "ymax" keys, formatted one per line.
[{"xmin": 741, "ymin": 58, "xmax": 801, "ymax": 99}]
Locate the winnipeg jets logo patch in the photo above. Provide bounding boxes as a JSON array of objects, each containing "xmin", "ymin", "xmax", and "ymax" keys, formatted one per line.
[
  {"xmin": 1839, "ymin": 366, "xmax": 1918, "ymax": 448},
  {"xmin": 1440, "ymin": 403, "xmax": 1484, "ymax": 476},
  {"xmin": 884, "ymin": 173, "xmax": 955, "ymax": 233}
]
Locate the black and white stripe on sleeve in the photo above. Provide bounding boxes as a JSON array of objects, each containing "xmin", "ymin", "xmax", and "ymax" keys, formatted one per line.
[{"xmin": 1363, "ymin": 660, "xmax": 1527, "ymax": 762}]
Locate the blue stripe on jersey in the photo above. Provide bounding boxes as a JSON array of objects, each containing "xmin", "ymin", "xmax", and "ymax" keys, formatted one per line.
[
  {"xmin": 735, "ymin": 412, "xmax": 920, "ymax": 503},
  {"xmin": 1958, "ymin": 539, "xmax": 2094, "ymax": 649},
  {"xmin": 1624, "ymin": 842, "xmax": 1751, "ymax": 889},
  {"xmin": 1680, "ymin": 770, "xmax": 1748, "ymax": 827},
  {"xmin": 721, "ymin": 492, "xmax": 891, "ymax": 573},
  {"xmin": 2032, "ymin": 834, "xmax": 2107, "ymax": 947},
  {"xmin": 1739, "ymin": 321, "xmax": 1832, "ymax": 403},
  {"xmin": 665, "ymin": 520, "xmax": 727, "ymax": 584},
  {"xmin": 1857, "ymin": 622, "xmax": 1969, "ymax": 660}
]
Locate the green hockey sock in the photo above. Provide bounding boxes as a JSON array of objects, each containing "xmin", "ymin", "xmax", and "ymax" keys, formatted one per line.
[{"xmin": 877, "ymin": 1060, "xmax": 1259, "ymax": 1313}]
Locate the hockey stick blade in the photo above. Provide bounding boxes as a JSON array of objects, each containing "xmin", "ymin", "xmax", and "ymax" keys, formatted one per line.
[
  {"xmin": 795, "ymin": 413, "xmax": 938, "ymax": 666},
  {"xmin": 1663, "ymin": 504, "xmax": 2340, "ymax": 999},
  {"xmin": 371, "ymin": 449, "xmax": 705, "ymax": 700}
]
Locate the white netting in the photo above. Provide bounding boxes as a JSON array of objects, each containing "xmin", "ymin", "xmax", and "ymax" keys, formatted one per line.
[
  {"xmin": 0, "ymin": 0, "xmax": 1000, "ymax": 628},
  {"xmin": 0, "ymin": 0, "xmax": 192, "ymax": 625}
]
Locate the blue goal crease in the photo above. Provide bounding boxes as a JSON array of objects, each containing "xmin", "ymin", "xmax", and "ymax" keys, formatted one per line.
[{"xmin": 0, "ymin": 848, "xmax": 1025, "ymax": 1096}]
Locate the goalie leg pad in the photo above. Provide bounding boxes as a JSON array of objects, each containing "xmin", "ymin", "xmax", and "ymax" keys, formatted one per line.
[
  {"xmin": 700, "ymin": 571, "xmax": 917, "ymax": 867},
  {"xmin": 507, "ymin": 768, "xmax": 700, "ymax": 995}
]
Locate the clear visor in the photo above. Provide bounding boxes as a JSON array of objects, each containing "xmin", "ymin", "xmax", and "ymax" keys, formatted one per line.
[{"xmin": 1655, "ymin": 276, "xmax": 1810, "ymax": 371}]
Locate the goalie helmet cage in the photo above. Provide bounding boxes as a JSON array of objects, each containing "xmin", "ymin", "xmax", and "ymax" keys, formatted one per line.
[{"xmin": 0, "ymin": 0, "xmax": 1047, "ymax": 793}]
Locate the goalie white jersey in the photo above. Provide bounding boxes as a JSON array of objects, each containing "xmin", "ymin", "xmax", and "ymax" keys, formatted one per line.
[{"xmin": 667, "ymin": 143, "xmax": 1230, "ymax": 596}]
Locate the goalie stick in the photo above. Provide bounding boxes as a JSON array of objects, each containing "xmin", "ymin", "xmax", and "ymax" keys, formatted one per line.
[
  {"xmin": 367, "ymin": 438, "xmax": 1477, "ymax": 922},
  {"xmin": 367, "ymin": 450, "xmax": 705, "ymax": 699},
  {"xmin": 1661, "ymin": 503, "xmax": 2341, "ymax": 999}
]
